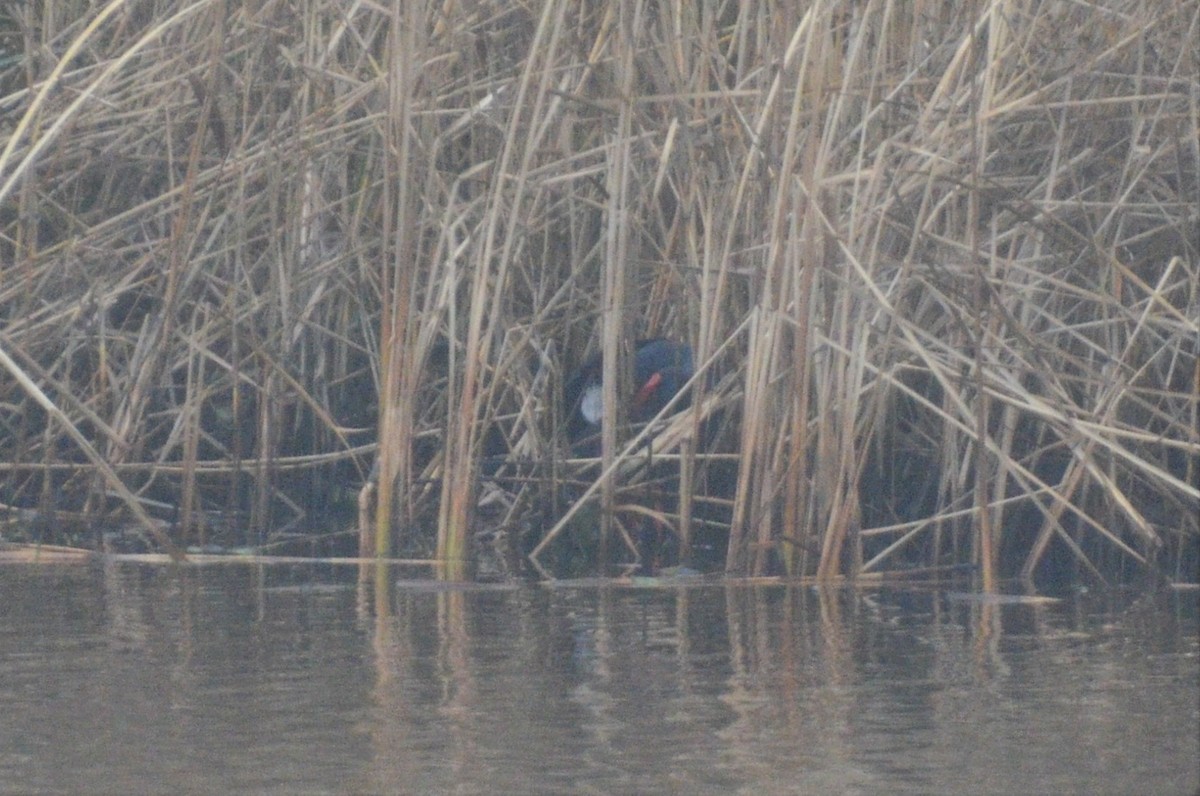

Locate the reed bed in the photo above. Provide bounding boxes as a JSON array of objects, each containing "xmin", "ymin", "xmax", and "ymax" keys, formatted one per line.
[{"xmin": 1, "ymin": 0, "xmax": 1196, "ymax": 583}]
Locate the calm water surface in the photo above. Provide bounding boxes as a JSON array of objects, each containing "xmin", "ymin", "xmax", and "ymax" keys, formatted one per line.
[{"xmin": 0, "ymin": 561, "xmax": 1196, "ymax": 795}]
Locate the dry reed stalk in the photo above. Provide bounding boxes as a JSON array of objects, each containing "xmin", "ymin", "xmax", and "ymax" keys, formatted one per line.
[
  {"xmin": 0, "ymin": 0, "xmax": 1195, "ymax": 584},
  {"xmin": 438, "ymin": 0, "xmax": 573, "ymax": 577},
  {"xmin": 0, "ymin": 335, "xmax": 183, "ymax": 559},
  {"xmin": 374, "ymin": 0, "xmax": 421, "ymax": 560},
  {"xmin": 592, "ymin": 0, "xmax": 645, "ymax": 567}
]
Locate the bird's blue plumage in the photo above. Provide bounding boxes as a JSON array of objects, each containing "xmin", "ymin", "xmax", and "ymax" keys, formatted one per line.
[{"xmin": 564, "ymin": 338, "xmax": 694, "ymax": 453}]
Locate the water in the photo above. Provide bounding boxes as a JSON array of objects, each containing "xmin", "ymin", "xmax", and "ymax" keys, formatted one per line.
[{"xmin": 1, "ymin": 561, "xmax": 1196, "ymax": 795}]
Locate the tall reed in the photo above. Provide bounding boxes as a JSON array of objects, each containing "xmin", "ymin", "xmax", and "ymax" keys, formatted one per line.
[{"xmin": 0, "ymin": 0, "xmax": 1195, "ymax": 584}]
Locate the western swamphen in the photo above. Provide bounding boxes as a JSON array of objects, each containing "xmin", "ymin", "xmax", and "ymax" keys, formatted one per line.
[{"xmin": 564, "ymin": 338, "xmax": 694, "ymax": 453}]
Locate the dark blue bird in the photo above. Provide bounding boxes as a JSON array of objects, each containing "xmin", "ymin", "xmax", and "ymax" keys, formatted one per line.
[{"xmin": 564, "ymin": 338, "xmax": 694, "ymax": 454}]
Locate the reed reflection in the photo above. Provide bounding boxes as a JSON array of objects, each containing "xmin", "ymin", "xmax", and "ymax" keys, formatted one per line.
[{"xmin": 353, "ymin": 581, "xmax": 1079, "ymax": 792}]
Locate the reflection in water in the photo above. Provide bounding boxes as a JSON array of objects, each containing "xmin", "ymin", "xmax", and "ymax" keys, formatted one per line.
[{"xmin": 0, "ymin": 563, "xmax": 1196, "ymax": 795}]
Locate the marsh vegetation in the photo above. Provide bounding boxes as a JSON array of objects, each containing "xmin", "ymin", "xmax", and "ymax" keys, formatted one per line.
[{"xmin": 1, "ymin": 1, "xmax": 1196, "ymax": 584}]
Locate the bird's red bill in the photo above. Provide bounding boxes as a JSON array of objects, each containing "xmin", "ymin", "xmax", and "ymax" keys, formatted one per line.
[{"xmin": 633, "ymin": 372, "xmax": 663, "ymax": 408}]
